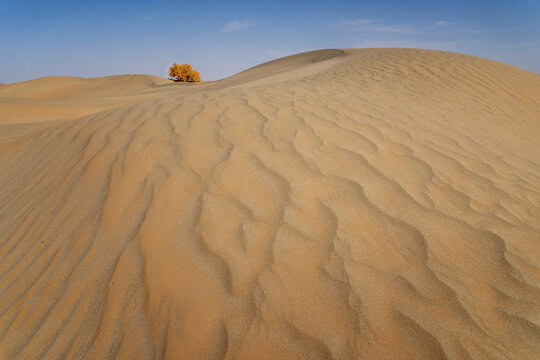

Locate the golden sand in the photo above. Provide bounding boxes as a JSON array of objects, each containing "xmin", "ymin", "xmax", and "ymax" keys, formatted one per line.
[{"xmin": 0, "ymin": 49, "xmax": 539, "ymax": 359}]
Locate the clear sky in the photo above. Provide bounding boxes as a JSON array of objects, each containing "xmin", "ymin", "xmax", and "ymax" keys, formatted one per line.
[{"xmin": 1, "ymin": 0, "xmax": 539, "ymax": 83}]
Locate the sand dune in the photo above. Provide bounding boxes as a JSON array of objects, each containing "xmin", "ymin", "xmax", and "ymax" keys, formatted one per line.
[
  {"xmin": 0, "ymin": 75, "xmax": 174, "ymax": 124},
  {"xmin": 0, "ymin": 48, "xmax": 539, "ymax": 359}
]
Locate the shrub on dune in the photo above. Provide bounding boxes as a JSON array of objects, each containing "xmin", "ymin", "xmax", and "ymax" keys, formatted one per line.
[{"xmin": 168, "ymin": 63, "xmax": 201, "ymax": 82}]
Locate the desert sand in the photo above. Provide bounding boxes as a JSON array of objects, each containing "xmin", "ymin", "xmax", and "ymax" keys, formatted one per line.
[{"xmin": 0, "ymin": 48, "xmax": 539, "ymax": 359}]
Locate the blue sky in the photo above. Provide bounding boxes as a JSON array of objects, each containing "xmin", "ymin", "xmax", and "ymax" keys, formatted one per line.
[{"xmin": 1, "ymin": 0, "xmax": 539, "ymax": 83}]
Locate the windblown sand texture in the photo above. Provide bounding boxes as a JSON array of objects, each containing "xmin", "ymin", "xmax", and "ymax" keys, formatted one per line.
[{"xmin": 1, "ymin": 49, "xmax": 539, "ymax": 359}]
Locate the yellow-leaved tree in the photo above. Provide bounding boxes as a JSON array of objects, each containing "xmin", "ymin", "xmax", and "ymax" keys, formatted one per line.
[{"xmin": 168, "ymin": 63, "xmax": 201, "ymax": 82}]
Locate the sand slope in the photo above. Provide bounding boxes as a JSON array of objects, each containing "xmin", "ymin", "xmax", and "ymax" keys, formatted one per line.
[
  {"xmin": 0, "ymin": 49, "xmax": 539, "ymax": 359},
  {"xmin": 0, "ymin": 75, "xmax": 173, "ymax": 124}
]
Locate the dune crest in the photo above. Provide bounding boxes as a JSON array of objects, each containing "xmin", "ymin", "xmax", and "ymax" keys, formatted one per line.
[{"xmin": 1, "ymin": 49, "xmax": 539, "ymax": 359}]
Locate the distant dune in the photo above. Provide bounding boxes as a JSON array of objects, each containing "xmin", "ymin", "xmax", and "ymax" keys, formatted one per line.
[{"xmin": 0, "ymin": 49, "xmax": 539, "ymax": 359}]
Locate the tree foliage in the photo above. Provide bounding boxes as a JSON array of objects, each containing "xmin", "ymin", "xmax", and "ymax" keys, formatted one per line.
[{"xmin": 168, "ymin": 63, "xmax": 201, "ymax": 82}]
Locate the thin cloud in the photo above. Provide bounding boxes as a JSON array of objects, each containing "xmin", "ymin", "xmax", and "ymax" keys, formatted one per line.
[
  {"xmin": 337, "ymin": 19, "xmax": 375, "ymax": 29},
  {"xmin": 338, "ymin": 19, "xmax": 413, "ymax": 33},
  {"xmin": 372, "ymin": 25, "xmax": 413, "ymax": 33},
  {"xmin": 435, "ymin": 21, "xmax": 453, "ymax": 27},
  {"xmin": 222, "ymin": 19, "xmax": 254, "ymax": 33}
]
